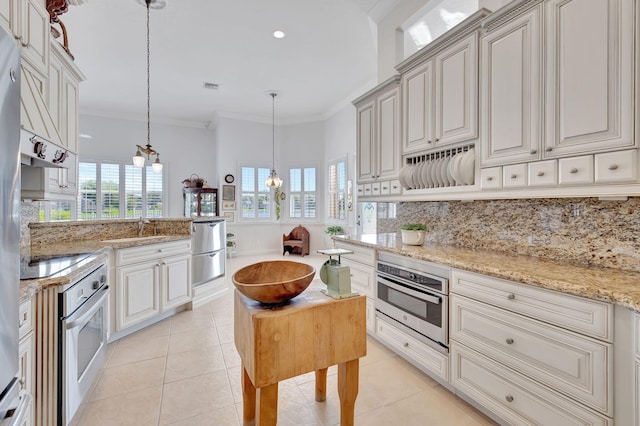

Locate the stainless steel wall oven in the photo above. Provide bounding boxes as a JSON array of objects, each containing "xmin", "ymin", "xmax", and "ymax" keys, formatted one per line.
[{"xmin": 376, "ymin": 252, "xmax": 450, "ymax": 353}]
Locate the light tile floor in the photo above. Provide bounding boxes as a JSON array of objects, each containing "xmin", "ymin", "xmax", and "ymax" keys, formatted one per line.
[{"xmin": 71, "ymin": 254, "xmax": 497, "ymax": 426}]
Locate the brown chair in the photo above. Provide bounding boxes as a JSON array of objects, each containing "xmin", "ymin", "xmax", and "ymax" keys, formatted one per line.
[{"xmin": 283, "ymin": 225, "xmax": 310, "ymax": 257}]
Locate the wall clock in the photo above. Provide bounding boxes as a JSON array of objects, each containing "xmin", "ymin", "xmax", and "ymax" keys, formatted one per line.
[{"xmin": 224, "ymin": 174, "xmax": 234, "ymax": 184}]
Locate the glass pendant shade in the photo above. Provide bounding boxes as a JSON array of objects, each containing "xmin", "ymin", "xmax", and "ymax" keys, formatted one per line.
[
  {"xmin": 133, "ymin": 150, "xmax": 145, "ymax": 167},
  {"xmin": 265, "ymin": 91, "xmax": 282, "ymax": 189},
  {"xmin": 265, "ymin": 170, "xmax": 282, "ymax": 189},
  {"xmin": 152, "ymin": 156, "xmax": 163, "ymax": 173}
]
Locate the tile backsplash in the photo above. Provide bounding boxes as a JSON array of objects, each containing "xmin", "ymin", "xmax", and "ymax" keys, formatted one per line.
[{"xmin": 377, "ymin": 197, "xmax": 640, "ymax": 272}]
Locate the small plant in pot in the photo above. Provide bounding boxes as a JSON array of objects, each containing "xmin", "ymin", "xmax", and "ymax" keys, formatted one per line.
[
  {"xmin": 400, "ymin": 223, "xmax": 427, "ymax": 246},
  {"xmin": 325, "ymin": 225, "xmax": 344, "ymax": 237}
]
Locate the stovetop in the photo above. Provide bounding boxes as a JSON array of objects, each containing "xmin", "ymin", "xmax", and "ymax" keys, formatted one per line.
[{"xmin": 20, "ymin": 252, "xmax": 94, "ymax": 280}]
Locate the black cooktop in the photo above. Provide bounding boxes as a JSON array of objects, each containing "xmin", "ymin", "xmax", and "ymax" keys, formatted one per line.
[{"xmin": 20, "ymin": 252, "xmax": 94, "ymax": 280}]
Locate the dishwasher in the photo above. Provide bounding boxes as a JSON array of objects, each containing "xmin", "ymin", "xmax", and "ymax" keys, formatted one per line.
[{"xmin": 191, "ymin": 219, "xmax": 226, "ymax": 287}]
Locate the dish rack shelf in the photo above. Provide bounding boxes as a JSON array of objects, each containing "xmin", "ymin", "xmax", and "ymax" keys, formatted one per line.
[{"xmin": 400, "ymin": 144, "xmax": 475, "ymax": 190}]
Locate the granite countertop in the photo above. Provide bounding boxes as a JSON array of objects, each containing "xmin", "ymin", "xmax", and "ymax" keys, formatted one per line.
[
  {"xmin": 334, "ymin": 234, "xmax": 640, "ymax": 312},
  {"xmin": 19, "ymin": 235, "xmax": 191, "ymax": 302}
]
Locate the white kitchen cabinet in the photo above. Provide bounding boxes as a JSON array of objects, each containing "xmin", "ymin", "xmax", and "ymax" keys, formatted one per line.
[
  {"xmin": 502, "ymin": 163, "xmax": 527, "ymax": 188},
  {"xmin": 544, "ymin": 0, "xmax": 634, "ymax": 157},
  {"xmin": 115, "ymin": 241, "xmax": 192, "ymax": 332},
  {"xmin": 0, "ymin": 0, "xmax": 16, "ymax": 36},
  {"xmin": 334, "ymin": 241, "xmax": 376, "ymax": 334},
  {"xmin": 528, "ymin": 160, "xmax": 557, "ymax": 187},
  {"xmin": 481, "ymin": 6, "xmax": 542, "ymax": 166},
  {"xmin": 434, "ymin": 33, "xmax": 478, "ymax": 148},
  {"xmin": 402, "ymin": 33, "xmax": 479, "ymax": 154},
  {"xmin": 480, "ymin": 167, "xmax": 502, "ymax": 190},
  {"xmin": 451, "ymin": 342, "xmax": 610, "ymax": 426},
  {"xmin": 558, "ymin": 155, "xmax": 594, "ymax": 185},
  {"xmin": 18, "ymin": 299, "xmax": 34, "ymax": 426},
  {"xmin": 355, "ymin": 76, "xmax": 401, "ymax": 185},
  {"xmin": 10, "ymin": 0, "xmax": 49, "ymax": 77},
  {"xmin": 21, "ymin": 151, "xmax": 77, "ymax": 200},
  {"xmin": 594, "ymin": 149, "xmax": 638, "ymax": 184}
]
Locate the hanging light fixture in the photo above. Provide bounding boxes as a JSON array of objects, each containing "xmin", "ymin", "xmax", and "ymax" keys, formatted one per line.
[
  {"xmin": 132, "ymin": 0, "xmax": 165, "ymax": 173},
  {"xmin": 265, "ymin": 91, "xmax": 283, "ymax": 189}
]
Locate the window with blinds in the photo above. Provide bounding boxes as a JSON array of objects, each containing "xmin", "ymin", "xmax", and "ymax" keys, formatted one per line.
[
  {"xmin": 328, "ymin": 158, "xmax": 347, "ymax": 220},
  {"xmin": 77, "ymin": 160, "xmax": 165, "ymax": 219},
  {"xmin": 289, "ymin": 167, "xmax": 317, "ymax": 219},
  {"xmin": 241, "ymin": 166, "xmax": 271, "ymax": 220}
]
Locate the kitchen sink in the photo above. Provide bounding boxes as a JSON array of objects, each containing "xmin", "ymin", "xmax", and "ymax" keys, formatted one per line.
[{"xmin": 101, "ymin": 235, "xmax": 169, "ymax": 243}]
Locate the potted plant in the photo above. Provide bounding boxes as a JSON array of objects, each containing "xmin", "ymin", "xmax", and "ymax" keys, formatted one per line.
[
  {"xmin": 400, "ymin": 223, "xmax": 427, "ymax": 246},
  {"xmin": 325, "ymin": 225, "xmax": 344, "ymax": 237}
]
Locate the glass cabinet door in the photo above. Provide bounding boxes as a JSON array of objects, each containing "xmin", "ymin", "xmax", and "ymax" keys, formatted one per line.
[
  {"xmin": 183, "ymin": 188, "xmax": 218, "ymax": 217},
  {"xmin": 199, "ymin": 192, "xmax": 217, "ymax": 216}
]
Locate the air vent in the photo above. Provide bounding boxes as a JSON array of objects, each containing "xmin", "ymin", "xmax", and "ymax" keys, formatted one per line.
[{"xmin": 203, "ymin": 82, "xmax": 219, "ymax": 90}]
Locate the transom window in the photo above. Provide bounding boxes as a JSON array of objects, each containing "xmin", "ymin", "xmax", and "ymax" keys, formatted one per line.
[
  {"xmin": 240, "ymin": 166, "xmax": 271, "ymax": 220},
  {"xmin": 289, "ymin": 167, "xmax": 317, "ymax": 219},
  {"xmin": 77, "ymin": 160, "xmax": 165, "ymax": 220}
]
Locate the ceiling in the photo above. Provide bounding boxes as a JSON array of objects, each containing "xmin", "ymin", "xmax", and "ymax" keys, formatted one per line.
[{"xmin": 61, "ymin": 0, "xmax": 397, "ymax": 127}]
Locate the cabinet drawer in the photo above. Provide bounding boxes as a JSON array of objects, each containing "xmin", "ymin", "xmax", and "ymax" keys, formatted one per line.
[
  {"xmin": 341, "ymin": 258, "xmax": 375, "ymax": 298},
  {"xmin": 480, "ymin": 167, "xmax": 502, "ymax": 189},
  {"xmin": 528, "ymin": 160, "xmax": 557, "ymax": 186},
  {"xmin": 451, "ymin": 269, "xmax": 612, "ymax": 341},
  {"xmin": 451, "ymin": 295, "xmax": 612, "ymax": 414},
  {"xmin": 357, "ymin": 184, "xmax": 364, "ymax": 196},
  {"xmin": 18, "ymin": 299, "xmax": 33, "ymax": 340},
  {"xmin": 334, "ymin": 242, "xmax": 375, "ymax": 266},
  {"xmin": 363, "ymin": 183, "xmax": 373, "ymax": 196},
  {"xmin": 450, "ymin": 342, "xmax": 611, "ymax": 426},
  {"xmin": 389, "ymin": 179, "xmax": 401, "ymax": 194},
  {"xmin": 595, "ymin": 149, "xmax": 638, "ymax": 183},
  {"xmin": 634, "ymin": 312, "xmax": 640, "ymax": 358},
  {"xmin": 376, "ymin": 316, "xmax": 448, "ymax": 382},
  {"xmin": 558, "ymin": 155, "xmax": 594, "ymax": 184},
  {"xmin": 503, "ymin": 164, "xmax": 527, "ymax": 188},
  {"xmin": 379, "ymin": 180, "xmax": 390, "ymax": 195},
  {"xmin": 371, "ymin": 181, "xmax": 381, "ymax": 196},
  {"xmin": 116, "ymin": 240, "xmax": 192, "ymax": 266}
]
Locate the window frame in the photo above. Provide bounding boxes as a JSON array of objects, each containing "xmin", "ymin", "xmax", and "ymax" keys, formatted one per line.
[
  {"xmin": 77, "ymin": 158, "xmax": 166, "ymax": 220},
  {"xmin": 327, "ymin": 156, "xmax": 348, "ymax": 224},
  {"xmin": 286, "ymin": 162, "xmax": 319, "ymax": 223},
  {"xmin": 239, "ymin": 164, "xmax": 273, "ymax": 222}
]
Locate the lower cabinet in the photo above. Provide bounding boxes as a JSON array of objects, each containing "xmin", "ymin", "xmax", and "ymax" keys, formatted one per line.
[
  {"xmin": 115, "ymin": 241, "xmax": 191, "ymax": 332},
  {"xmin": 18, "ymin": 299, "xmax": 34, "ymax": 426}
]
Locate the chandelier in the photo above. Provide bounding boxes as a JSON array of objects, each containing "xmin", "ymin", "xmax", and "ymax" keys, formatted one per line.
[
  {"xmin": 132, "ymin": 0, "xmax": 165, "ymax": 173},
  {"xmin": 265, "ymin": 91, "xmax": 283, "ymax": 189}
]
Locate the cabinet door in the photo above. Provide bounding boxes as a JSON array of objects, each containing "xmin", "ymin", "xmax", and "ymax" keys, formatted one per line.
[
  {"xmin": 376, "ymin": 86, "xmax": 401, "ymax": 179},
  {"xmin": 161, "ymin": 253, "xmax": 191, "ymax": 311},
  {"xmin": 402, "ymin": 61, "xmax": 433, "ymax": 153},
  {"xmin": 18, "ymin": 333, "xmax": 34, "ymax": 426},
  {"xmin": 116, "ymin": 262, "xmax": 160, "ymax": 330},
  {"xmin": 481, "ymin": 7, "xmax": 542, "ymax": 166},
  {"xmin": 61, "ymin": 73, "xmax": 80, "ymax": 153},
  {"xmin": 434, "ymin": 33, "xmax": 478, "ymax": 147},
  {"xmin": 357, "ymin": 100, "xmax": 375, "ymax": 182},
  {"xmin": 544, "ymin": 0, "xmax": 634, "ymax": 157},
  {"xmin": 48, "ymin": 52, "xmax": 62, "ymax": 130},
  {"xmin": 18, "ymin": 0, "xmax": 49, "ymax": 76},
  {"xmin": 0, "ymin": 0, "xmax": 17, "ymax": 35}
]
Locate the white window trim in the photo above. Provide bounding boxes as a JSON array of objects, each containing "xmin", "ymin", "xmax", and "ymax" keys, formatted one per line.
[
  {"xmin": 285, "ymin": 161, "xmax": 321, "ymax": 224},
  {"xmin": 238, "ymin": 163, "xmax": 274, "ymax": 222},
  {"xmin": 326, "ymin": 155, "xmax": 348, "ymax": 224}
]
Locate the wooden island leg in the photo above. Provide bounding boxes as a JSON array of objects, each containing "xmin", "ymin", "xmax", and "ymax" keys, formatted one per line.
[
  {"xmin": 241, "ymin": 365, "xmax": 256, "ymax": 425},
  {"xmin": 256, "ymin": 383, "xmax": 278, "ymax": 426},
  {"xmin": 338, "ymin": 359, "xmax": 359, "ymax": 426},
  {"xmin": 315, "ymin": 368, "xmax": 328, "ymax": 402}
]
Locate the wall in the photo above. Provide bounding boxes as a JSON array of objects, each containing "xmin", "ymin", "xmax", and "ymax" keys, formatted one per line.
[
  {"xmin": 78, "ymin": 114, "xmax": 216, "ymax": 217},
  {"xmin": 378, "ymin": 198, "xmax": 640, "ymax": 272}
]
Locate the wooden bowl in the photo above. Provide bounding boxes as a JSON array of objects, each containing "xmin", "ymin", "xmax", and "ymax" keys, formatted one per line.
[{"xmin": 232, "ymin": 261, "xmax": 316, "ymax": 304}]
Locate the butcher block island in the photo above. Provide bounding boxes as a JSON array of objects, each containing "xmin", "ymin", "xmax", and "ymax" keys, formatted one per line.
[{"xmin": 234, "ymin": 290, "xmax": 367, "ymax": 426}]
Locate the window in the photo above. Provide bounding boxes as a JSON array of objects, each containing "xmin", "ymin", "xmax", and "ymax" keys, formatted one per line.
[
  {"xmin": 241, "ymin": 166, "xmax": 271, "ymax": 220},
  {"xmin": 327, "ymin": 158, "xmax": 347, "ymax": 221},
  {"xmin": 289, "ymin": 167, "xmax": 317, "ymax": 219},
  {"xmin": 77, "ymin": 160, "xmax": 165, "ymax": 219}
]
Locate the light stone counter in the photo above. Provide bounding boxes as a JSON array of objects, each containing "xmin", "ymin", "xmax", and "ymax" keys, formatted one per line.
[{"xmin": 334, "ymin": 234, "xmax": 640, "ymax": 312}]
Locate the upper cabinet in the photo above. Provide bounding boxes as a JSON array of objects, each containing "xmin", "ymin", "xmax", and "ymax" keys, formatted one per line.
[
  {"xmin": 1, "ymin": 0, "xmax": 49, "ymax": 77},
  {"xmin": 355, "ymin": 76, "xmax": 401, "ymax": 184},
  {"xmin": 402, "ymin": 60, "xmax": 433, "ymax": 153},
  {"xmin": 543, "ymin": 0, "xmax": 635, "ymax": 157},
  {"xmin": 480, "ymin": 6, "xmax": 542, "ymax": 167}
]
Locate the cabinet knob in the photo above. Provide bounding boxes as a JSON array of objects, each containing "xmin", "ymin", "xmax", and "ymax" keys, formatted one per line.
[
  {"xmin": 506, "ymin": 338, "xmax": 514, "ymax": 345},
  {"xmin": 392, "ymin": 185, "xmax": 398, "ymax": 189},
  {"xmin": 505, "ymin": 395, "xmax": 514, "ymax": 403},
  {"xmin": 427, "ymin": 140, "xmax": 432, "ymax": 144},
  {"xmin": 486, "ymin": 176, "xmax": 493, "ymax": 181},
  {"xmin": 371, "ymin": 175, "xmax": 375, "ymax": 178},
  {"xmin": 530, "ymin": 149, "xmax": 537, "ymax": 154},
  {"xmin": 510, "ymin": 174, "xmax": 518, "ymax": 179},
  {"xmin": 608, "ymin": 164, "xmax": 619, "ymax": 171},
  {"xmin": 435, "ymin": 138, "xmax": 439, "ymax": 142},
  {"xmin": 569, "ymin": 168, "xmax": 579, "ymax": 174},
  {"xmin": 382, "ymin": 186, "xmax": 388, "ymax": 190},
  {"xmin": 506, "ymin": 293, "xmax": 515, "ymax": 300},
  {"xmin": 545, "ymin": 147, "xmax": 553, "ymax": 152},
  {"xmin": 403, "ymin": 342, "xmax": 409, "ymax": 348},
  {"xmin": 537, "ymin": 171, "xmax": 545, "ymax": 177}
]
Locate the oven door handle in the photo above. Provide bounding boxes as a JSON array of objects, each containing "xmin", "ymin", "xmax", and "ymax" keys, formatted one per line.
[
  {"xmin": 65, "ymin": 285, "xmax": 109, "ymax": 330},
  {"xmin": 378, "ymin": 276, "xmax": 441, "ymax": 305}
]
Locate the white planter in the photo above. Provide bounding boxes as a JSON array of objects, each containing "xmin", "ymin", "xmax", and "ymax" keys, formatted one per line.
[{"xmin": 401, "ymin": 230, "xmax": 426, "ymax": 246}]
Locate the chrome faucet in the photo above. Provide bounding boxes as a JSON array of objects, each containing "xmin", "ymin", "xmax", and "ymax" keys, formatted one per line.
[{"xmin": 137, "ymin": 217, "xmax": 150, "ymax": 237}]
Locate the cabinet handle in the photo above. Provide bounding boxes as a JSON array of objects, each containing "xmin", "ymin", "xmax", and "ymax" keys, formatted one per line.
[
  {"xmin": 545, "ymin": 147, "xmax": 553, "ymax": 152},
  {"xmin": 365, "ymin": 188, "xmax": 370, "ymax": 192},
  {"xmin": 537, "ymin": 171, "xmax": 545, "ymax": 177},
  {"xmin": 510, "ymin": 174, "xmax": 517, "ymax": 179},
  {"xmin": 569, "ymin": 168, "xmax": 579, "ymax": 174},
  {"xmin": 506, "ymin": 338, "xmax": 514, "ymax": 345},
  {"xmin": 506, "ymin": 293, "xmax": 515, "ymax": 300},
  {"xmin": 382, "ymin": 186, "xmax": 388, "ymax": 190},
  {"xmin": 427, "ymin": 140, "xmax": 432, "ymax": 144},
  {"xmin": 371, "ymin": 175, "xmax": 375, "ymax": 178},
  {"xmin": 505, "ymin": 395, "xmax": 514, "ymax": 403},
  {"xmin": 530, "ymin": 149, "xmax": 537, "ymax": 154},
  {"xmin": 435, "ymin": 138, "xmax": 439, "ymax": 142},
  {"xmin": 486, "ymin": 176, "xmax": 493, "ymax": 181},
  {"xmin": 608, "ymin": 164, "xmax": 619, "ymax": 170},
  {"xmin": 403, "ymin": 342, "xmax": 409, "ymax": 347}
]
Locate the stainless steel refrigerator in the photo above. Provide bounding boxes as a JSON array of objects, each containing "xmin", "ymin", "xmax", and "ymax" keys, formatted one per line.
[{"xmin": 0, "ymin": 25, "xmax": 28, "ymax": 425}]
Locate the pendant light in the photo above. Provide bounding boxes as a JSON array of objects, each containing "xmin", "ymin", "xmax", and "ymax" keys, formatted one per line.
[
  {"xmin": 132, "ymin": 0, "xmax": 165, "ymax": 173},
  {"xmin": 265, "ymin": 91, "xmax": 283, "ymax": 189}
]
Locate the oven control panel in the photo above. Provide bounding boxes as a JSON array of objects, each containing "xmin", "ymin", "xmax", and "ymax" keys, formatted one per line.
[{"xmin": 61, "ymin": 264, "xmax": 108, "ymax": 318}]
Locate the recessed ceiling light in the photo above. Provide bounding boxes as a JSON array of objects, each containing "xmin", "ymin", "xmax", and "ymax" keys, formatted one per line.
[
  {"xmin": 79, "ymin": 133, "xmax": 93, "ymax": 140},
  {"xmin": 203, "ymin": 82, "xmax": 219, "ymax": 90},
  {"xmin": 273, "ymin": 30, "xmax": 286, "ymax": 39}
]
